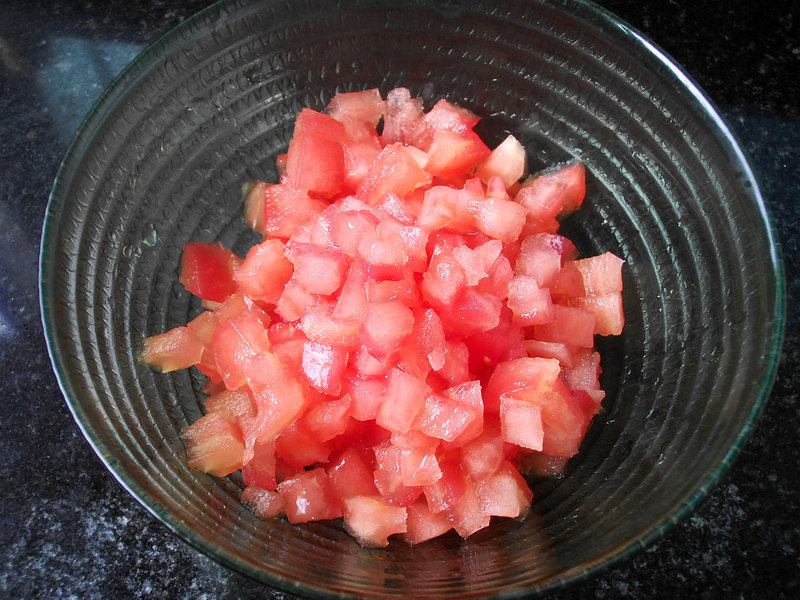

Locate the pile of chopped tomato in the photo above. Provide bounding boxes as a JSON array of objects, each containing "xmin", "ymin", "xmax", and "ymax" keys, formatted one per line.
[{"xmin": 140, "ymin": 88, "xmax": 624, "ymax": 547}]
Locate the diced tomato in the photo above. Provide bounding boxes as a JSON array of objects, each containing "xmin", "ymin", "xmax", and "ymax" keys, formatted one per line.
[
  {"xmin": 302, "ymin": 394, "xmax": 352, "ymax": 442},
  {"xmin": 277, "ymin": 467, "xmax": 343, "ymax": 523},
  {"xmin": 327, "ymin": 444, "xmax": 378, "ymax": 500},
  {"xmin": 475, "ymin": 134, "xmax": 527, "ymax": 188},
  {"xmin": 326, "ymin": 88, "xmax": 384, "ymax": 130},
  {"xmin": 146, "ymin": 88, "xmax": 625, "ymax": 547},
  {"xmin": 262, "ymin": 181, "xmax": 328, "ymax": 240},
  {"xmin": 506, "ymin": 275, "xmax": 555, "ymax": 326},
  {"xmin": 181, "ymin": 411, "xmax": 246, "ymax": 477},
  {"xmin": 210, "ymin": 310, "xmax": 271, "ymax": 390},
  {"xmin": 343, "ymin": 496, "xmax": 408, "ymax": 547},
  {"xmin": 241, "ymin": 486, "xmax": 286, "ymax": 519},
  {"xmin": 485, "ymin": 357, "xmax": 562, "ymax": 413},
  {"xmin": 474, "ymin": 460, "xmax": 533, "ymax": 519},
  {"xmin": 140, "ymin": 326, "xmax": 204, "ymax": 373},
  {"xmin": 444, "ymin": 476, "xmax": 490, "ymax": 538},
  {"xmin": 403, "ymin": 499, "xmax": 453, "ymax": 544},
  {"xmin": 381, "ymin": 87, "xmax": 425, "ymax": 146},
  {"xmin": 543, "ymin": 160, "xmax": 586, "ymax": 217},
  {"xmin": 234, "ymin": 239, "xmax": 294, "ymax": 305},
  {"xmin": 533, "ymin": 305, "xmax": 596, "ymax": 349},
  {"xmin": 571, "ymin": 293, "xmax": 624, "ymax": 335},
  {"xmin": 286, "ymin": 108, "xmax": 347, "ymax": 198},
  {"xmin": 242, "ymin": 436, "xmax": 277, "ymax": 490},
  {"xmin": 358, "ymin": 143, "xmax": 430, "ymax": 205},
  {"xmin": 373, "ymin": 440, "xmax": 423, "ymax": 506},
  {"xmin": 275, "ymin": 421, "xmax": 332, "ymax": 469},
  {"xmin": 359, "ymin": 301, "xmax": 415, "ymax": 356},
  {"xmin": 376, "ymin": 368, "xmax": 428, "ymax": 435},
  {"xmin": 204, "ymin": 388, "xmax": 256, "ymax": 422},
  {"xmin": 567, "ymin": 252, "xmax": 624, "ymax": 295},
  {"xmin": 179, "ymin": 241, "xmax": 241, "ymax": 303},
  {"xmin": 425, "ymin": 130, "xmax": 491, "ymax": 181},
  {"xmin": 243, "ymin": 180, "xmax": 269, "ymax": 235}
]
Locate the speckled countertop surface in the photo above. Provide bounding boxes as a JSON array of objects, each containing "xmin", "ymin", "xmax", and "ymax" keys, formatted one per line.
[{"xmin": 1, "ymin": 0, "xmax": 797, "ymax": 598}]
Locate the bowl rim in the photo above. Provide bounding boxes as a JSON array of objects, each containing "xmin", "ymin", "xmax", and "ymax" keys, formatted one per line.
[{"xmin": 39, "ymin": 0, "xmax": 786, "ymax": 597}]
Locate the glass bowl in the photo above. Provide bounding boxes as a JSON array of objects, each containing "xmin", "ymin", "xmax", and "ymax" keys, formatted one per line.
[{"xmin": 40, "ymin": 0, "xmax": 785, "ymax": 597}]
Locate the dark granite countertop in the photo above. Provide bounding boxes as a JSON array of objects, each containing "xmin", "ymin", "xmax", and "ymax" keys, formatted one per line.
[{"xmin": 1, "ymin": 0, "xmax": 797, "ymax": 598}]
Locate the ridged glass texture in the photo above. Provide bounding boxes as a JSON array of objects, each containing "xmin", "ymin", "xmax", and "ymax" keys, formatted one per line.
[{"xmin": 40, "ymin": 0, "xmax": 784, "ymax": 597}]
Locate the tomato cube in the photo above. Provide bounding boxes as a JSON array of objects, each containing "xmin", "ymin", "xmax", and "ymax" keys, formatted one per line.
[
  {"xmin": 181, "ymin": 411, "xmax": 246, "ymax": 477},
  {"xmin": 179, "ymin": 241, "xmax": 242, "ymax": 303},
  {"xmin": 286, "ymin": 108, "xmax": 347, "ymax": 198},
  {"xmin": 343, "ymin": 496, "xmax": 408, "ymax": 547},
  {"xmin": 277, "ymin": 467, "xmax": 343, "ymax": 523},
  {"xmin": 140, "ymin": 326, "xmax": 204, "ymax": 373},
  {"xmin": 234, "ymin": 239, "xmax": 293, "ymax": 305},
  {"xmin": 241, "ymin": 486, "xmax": 286, "ymax": 519}
]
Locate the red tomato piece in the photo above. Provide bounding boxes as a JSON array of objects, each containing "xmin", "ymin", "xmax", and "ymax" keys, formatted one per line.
[
  {"xmin": 210, "ymin": 310, "xmax": 272, "ymax": 390},
  {"xmin": 179, "ymin": 241, "xmax": 242, "ymax": 303},
  {"xmin": 326, "ymin": 444, "xmax": 379, "ymax": 500},
  {"xmin": 325, "ymin": 88, "xmax": 384, "ymax": 130},
  {"xmin": 357, "ymin": 143, "xmax": 430, "ymax": 205},
  {"xmin": 241, "ymin": 435, "xmax": 277, "ymax": 490},
  {"xmin": 567, "ymin": 252, "xmax": 624, "ymax": 295},
  {"xmin": 425, "ymin": 130, "xmax": 491, "ymax": 181},
  {"xmin": 234, "ymin": 239, "xmax": 294, "ymax": 305},
  {"xmin": 302, "ymin": 394, "xmax": 352, "ymax": 443},
  {"xmin": 381, "ymin": 87, "xmax": 425, "ymax": 146},
  {"xmin": 485, "ymin": 357, "xmax": 562, "ymax": 413},
  {"xmin": 262, "ymin": 181, "xmax": 328, "ymax": 240},
  {"xmin": 506, "ymin": 275, "xmax": 555, "ymax": 326},
  {"xmin": 533, "ymin": 305, "xmax": 596, "ymax": 349},
  {"xmin": 275, "ymin": 421, "xmax": 332, "ymax": 469},
  {"xmin": 284, "ymin": 242, "xmax": 349, "ymax": 296},
  {"xmin": 277, "ymin": 467, "xmax": 343, "ymax": 524},
  {"xmin": 286, "ymin": 108, "xmax": 347, "ymax": 198},
  {"xmin": 500, "ymin": 395, "xmax": 544, "ymax": 451},
  {"xmin": 301, "ymin": 340, "xmax": 348, "ymax": 396},
  {"xmin": 571, "ymin": 293, "xmax": 625, "ymax": 336}
]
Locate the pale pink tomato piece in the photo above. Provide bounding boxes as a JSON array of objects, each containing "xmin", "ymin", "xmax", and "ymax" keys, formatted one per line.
[
  {"xmin": 403, "ymin": 499, "xmax": 453, "ymax": 545},
  {"xmin": 376, "ymin": 368, "xmax": 428, "ymax": 435},
  {"xmin": 181, "ymin": 411, "xmax": 246, "ymax": 477},
  {"xmin": 343, "ymin": 496, "xmax": 408, "ymax": 547},
  {"xmin": 474, "ymin": 460, "xmax": 533, "ymax": 519},
  {"xmin": 475, "ymin": 134, "xmax": 527, "ymax": 188},
  {"xmin": 533, "ymin": 305, "xmax": 596, "ymax": 349},
  {"xmin": 241, "ymin": 486, "xmax": 286, "ymax": 519},
  {"xmin": 140, "ymin": 326, "xmax": 204, "ymax": 373},
  {"xmin": 277, "ymin": 467, "xmax": 343, "ymax": 524},
  {"xmin": 372, "ymin": 440, "xmax": 423, "ymax": 506}
]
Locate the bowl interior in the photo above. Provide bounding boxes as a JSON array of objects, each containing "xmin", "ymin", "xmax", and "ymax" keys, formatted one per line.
[{"xmin": 40, "ymin": 0, "xmax": 783, "ymax": 597}]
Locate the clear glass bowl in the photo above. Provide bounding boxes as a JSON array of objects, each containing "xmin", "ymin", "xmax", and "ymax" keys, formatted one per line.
[{"xmin": 40, "ymin": 0, "xmax": 785, "ymax": 597}]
